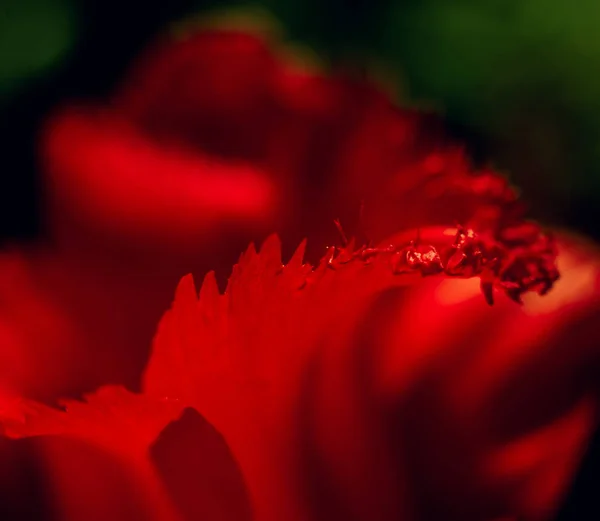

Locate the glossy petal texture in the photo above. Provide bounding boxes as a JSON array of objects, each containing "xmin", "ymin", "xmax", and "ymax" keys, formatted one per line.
[
  {"xmin": 143, "ymin": 230, "xmax": 572, "ymax": 521},
  {"xmin": 1, "ymin": 386, "xmax": 253, "ymax": 521}
]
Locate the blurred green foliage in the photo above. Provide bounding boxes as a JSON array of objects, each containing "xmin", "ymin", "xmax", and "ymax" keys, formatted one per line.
[
  {"xmin": 0, "ymin": 0, "xmax": 78, "ymax": 102},
  {"xmin": 380, "ymin": 0, "xmax": 600, "ymax": 224}
]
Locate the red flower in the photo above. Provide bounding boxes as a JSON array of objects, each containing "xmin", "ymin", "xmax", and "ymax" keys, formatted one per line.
[
  {"xmin": 0, "ymin": 26, "xmax": 562, "ymax": 401},
  {"xmin": 1, "ymin": 231, "xmax": 598, "ymax": 521},
  {"xmin": 0, "ymin": 22, "xmax": 597, "ymax": 521}
]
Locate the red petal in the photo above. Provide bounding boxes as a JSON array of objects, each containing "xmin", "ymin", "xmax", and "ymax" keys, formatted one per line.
[
  {"xmin": 143, "ymin": 228, "xmax": 560, "ymax": 520},
  {"xmin": 150, "ymin": 407, "xmax": 253, "ymax": 521},
  {"xmin": 0, "ymin": 436, "xmax": 48, "ymax": 520},
  {"xmin": 116, "ymin": 30, "xmax": 280, "ymax": 161},
  {"xmin": 1, "ymin": 386, "xmax": 183, "ymax": 457},
  {"xmin": 144, "ymin": 235, "xmax": 417, "ymax": 520},
  {"xmin": 41, "ymin": 106, "xmax": 276, "ymax": 253},
  {"xmin": 1, "ymin": 386, "xmax": 254, "ymax": 521},
  {"xmin": 44, "ymin": 27, "xmax": 556, "ymax": 297},
  {"xmin": 365, "ymin": 235, "xmax": 600, "ymax": 520},
  {"xmin": 0, "ymin": 386, "xmax": 184, "ymax": 520},
  {"xmin": 36, "ymin": 436, "xmax": 170, "ymax": 521}
]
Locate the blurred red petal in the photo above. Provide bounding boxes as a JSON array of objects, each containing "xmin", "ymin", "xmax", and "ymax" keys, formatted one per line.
[
  {"xmin": 37, "ymin": 436, "xmax": 172, "ymax": 521},
  {"xmin": 150, "ymin": 407, "xmax": 253, "ymax": 521},
  {"xmin": 116, "ymin": 30, "xmax": 280, "ymax": 161},
  {"xmin": 0, "ymin": 251, "xmax": 84, "ymax": 400},
  {"xmin": 0, "ymin": 437, "xmax": 49, "ymax": 521},
  {"xmin": 114, "ymin": 27, "xmax": 549, "ymax": 259},
  {"xmin": 1, "ymin": 387, "xmax": 183, "ymax": 520},
  {"xmin": 42, "ymin": 107, "xmax": 276, "ymax": 253},
  {"xmin": 1, "ymin": 386, "xmax": 253, "ymax": 521}
]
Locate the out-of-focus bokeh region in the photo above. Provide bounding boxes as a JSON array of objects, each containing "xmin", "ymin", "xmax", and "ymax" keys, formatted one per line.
[{"xmin": 1, "ymin": 1, "xmax": 598, "ymax": 519}]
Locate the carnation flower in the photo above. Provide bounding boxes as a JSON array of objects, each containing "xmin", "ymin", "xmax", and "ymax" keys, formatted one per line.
[
  {"xmin": 1, "ymin": 230, "xmax": 599, "ymax": 521},
  {"xmin": 0, "ymin": 21, "xmax": 598, "ymax": 521},
  {"xmin": 0, "ymin": 26, "xmax": 562, "ymax": 400}
]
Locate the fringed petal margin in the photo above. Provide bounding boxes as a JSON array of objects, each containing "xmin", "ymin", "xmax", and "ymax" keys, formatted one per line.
[
  {"xmin": 0, "ymin": 387, "xmax": 252, "ymax": 521},
  {"xmin": 143, "ymin": 228, "xmax": 559, "ymax": 521}
]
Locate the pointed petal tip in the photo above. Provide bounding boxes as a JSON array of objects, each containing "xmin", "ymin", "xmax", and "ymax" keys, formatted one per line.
[
  {"xmin": 259, "ymin": 233, "xmax": 283, "ymax": 268},
  {"xmin": 199, "ymin": 270, "xmax": 220, "ymax": 299},
  {"xmin": 287, "ymin": 238, "xmax": 307, "ymax": 268},
  {"xmin": 173, "ymin": 273, "xmax": 198, "ymax": 307}
]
